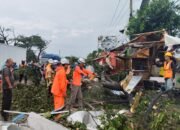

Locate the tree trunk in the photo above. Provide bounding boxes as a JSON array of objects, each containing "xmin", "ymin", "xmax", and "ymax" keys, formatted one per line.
[{"xmin": 37, "ymin": 50, "xmax": 42, "ymax": 61}]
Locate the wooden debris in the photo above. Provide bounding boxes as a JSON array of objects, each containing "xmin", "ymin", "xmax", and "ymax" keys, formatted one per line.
[
  {"xmin": 120, "ymin": 72, "xmax": 133, "ymax": 90},
  {"xmin": 54, "ymin": 114, "xmax": 61, "ymax": 122},
  {"xmin": 133, "ymin": 29, "xmax": 165, "ymax": 36},
  {"xmin": 84, "ymin": 102, "xmax": 95, "ymax": 110},
  {"xmin": 130, "ymin": 91, "xmax": 143, "ymax": 113}
]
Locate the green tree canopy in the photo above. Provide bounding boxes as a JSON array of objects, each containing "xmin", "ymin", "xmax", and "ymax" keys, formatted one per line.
[
  {"xmin": 65, "ymin": 56, "xmax": 78, "ymax": 64},
  {"xmin": 15, "ymin": 35, "xmax": 49, "ymax": 62},
  {"xmin": 127, "ymin": 0, "xmax": 180, "ymax": 36}
]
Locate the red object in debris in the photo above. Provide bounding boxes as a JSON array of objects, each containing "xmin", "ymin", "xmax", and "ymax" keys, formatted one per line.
[
  {"xmin": 97, "ymin": 51, "xmax": 108, "ymax": 65},
  {"xmin": 109, "ymin": 52, "xmax": 116, "ymax": 68}
]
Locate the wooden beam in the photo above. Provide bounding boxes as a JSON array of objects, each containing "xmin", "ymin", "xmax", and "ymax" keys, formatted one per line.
[
  {"xmin": 133, "ymin": 29, "xmax": 165, "ymax": 36},
  {"xmin": 129, "ymin": 41, "xmax": 164, "ymax": 45}
]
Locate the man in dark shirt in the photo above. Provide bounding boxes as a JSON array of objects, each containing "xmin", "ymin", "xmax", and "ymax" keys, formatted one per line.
[{"xmin": 1, "ymin": 58, "xmax": 14, "ymax": 121}]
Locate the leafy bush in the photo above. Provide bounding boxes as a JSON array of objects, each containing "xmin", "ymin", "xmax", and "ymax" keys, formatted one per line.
[
  {"xmin": 98, "ymin": 112, "xmax": 130, "ymax": 130},
  {"xmin": 12, "ymin": 84, "xmax": 53, "ymax": 113}
]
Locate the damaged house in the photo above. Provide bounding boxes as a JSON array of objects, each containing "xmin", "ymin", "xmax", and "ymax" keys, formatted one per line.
[{"xmin": 96, "ymin": 30, "xmax": 180, "ymax": 112}]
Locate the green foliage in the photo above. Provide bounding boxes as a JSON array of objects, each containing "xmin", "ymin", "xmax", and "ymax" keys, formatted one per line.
[
  {"xmin": 26, "ymin": 66, "xmax": 41, "ymax": 85},
  {"xmin": 127, "ymin": 0, "xmax": 180, "ymax": 36},
  {"xmin": 64, "ymin": 121, "xmax": 87, "ymax": 130},
  {"xmin": 98, "ymin": 112, "xmax": 130, "ymax": 130},
  {"xmin": 132, "ymin": 91, "xmax": 180, "ymax": 130},
  {"xmin": 150, "ymin": 112, "xmax": 167, "ymax": 130},
  {"xmin": 150, "ymin": 109, "xmax": 180, "ymax": 130},
  {"xmin": 0, "ymin": 26, "xmax": 14, "ymax": 45},
  {"xmin": 110, "ymin": 71, "xmax": 128, "ymax": 82},
  {"xmin": 177, "ymin": 77, "xmax": 180, "ymax": 83},
  {"xmin": 65, "ymin": 56, "xmax": 78, "ymax": 64},
  {"xmin": 12, "ymin": 84, "xmax": 53, "ymax": 113},
  {"xmin": 15, "ymin": 35, "xmax": 49, "ymax": 62},
  {"xmin": 27, "ymin": 49, "xmax": 37, "ymax": 62},
  {"xmin": 14, "ymin": 35, "xmax": 33, "ymax": 50}
]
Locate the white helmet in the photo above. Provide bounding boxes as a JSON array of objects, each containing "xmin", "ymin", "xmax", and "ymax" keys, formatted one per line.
[
  {"xmin": 48, "ymin": 59, "xmax": 54, "ymax": 64},
  {"xmin": 78, "ymin": 58, "xmax": 85, "ymax": 64},
  {"xmin": 53, "ymin": 60, "xmax": 59, "ymax": 64},
  {"xmin": 61, "ymin": 58, "xmax": 69, "ymax": 65}
]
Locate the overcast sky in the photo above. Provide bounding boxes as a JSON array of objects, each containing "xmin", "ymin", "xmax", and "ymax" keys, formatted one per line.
[{"xmin": 0, "ymin": 0, "xmax": 142, "ymax": 58}]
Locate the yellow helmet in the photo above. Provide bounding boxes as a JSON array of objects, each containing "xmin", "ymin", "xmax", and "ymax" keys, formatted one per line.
[{"xmin": 165, "ymin": 52, "xmax": 172, "ymax": 57}]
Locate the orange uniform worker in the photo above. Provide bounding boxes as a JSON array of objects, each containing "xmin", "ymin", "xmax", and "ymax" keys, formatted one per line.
[
  {"xmin": 51, "ymin": 58, "xmax": 70, "ymax": 111},
  {"xmin": 45, "ymin": 59, "xmax": 55, "ymax": 97},
  {"xmin": 164, "ymin": 52, "xmax": 176, "ymax": 91},
  {"xmin": 69, "ymin": 58, "xmax": 94, "ymax": 109}
]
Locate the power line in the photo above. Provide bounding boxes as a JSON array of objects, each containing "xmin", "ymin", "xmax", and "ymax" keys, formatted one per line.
[
  {"xmin": 104, "ymin": 0, "xmax": 121, "ymax": 35},
  {"xmin": 110, "ymin": 0, "xmax": 129, "ymax": 34},
  {"xmin": 113, "ymin": 0, "xmax": 129, "ymax": 27},
  {"xmin": 114, "ymin": 4, "xmax": 130, "ymax": 33},
  {"xmin": 109, "ymin": 0, "xmax": 121, "ymax": 27}
]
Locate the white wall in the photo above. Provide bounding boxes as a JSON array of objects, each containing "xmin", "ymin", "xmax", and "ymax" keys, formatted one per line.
[{"xmin": 0, "ymin": 44, "xmax": 26, "ymax": 68}]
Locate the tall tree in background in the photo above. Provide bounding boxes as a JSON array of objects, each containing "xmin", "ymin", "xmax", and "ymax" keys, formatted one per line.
[
  {"xmin": 15, "ymin": 35, "xmax": 48, "ymax": 62},
  {"xmin": 65, "ymin": 56, "xmax": 78, "ymax": 64},
  {"xmin": 127, "ymin": 0, "xmax": 180, "ymax": 36},
  {"xmin": 15, "ymin": 35, "xmax": 33, "ymax": 50},
  {"xmin": 0, "ymin": 26, "xmax": 16, "ymax": 45},
  {"xmin": 15, "ymin": 35, "xmax": 36, "ymax": 62},
  {"xmin": 30, "ymin": 35, "xmax": 49, "ymax": 60}
]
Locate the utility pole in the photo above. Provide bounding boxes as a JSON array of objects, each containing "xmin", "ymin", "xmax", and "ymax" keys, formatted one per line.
[{"xmin": 130, "ymin": 0, "xmax": 133, "ymax": 18}]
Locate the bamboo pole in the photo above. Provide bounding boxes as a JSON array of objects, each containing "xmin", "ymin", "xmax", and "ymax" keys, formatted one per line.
[{"xmin": 4, "ymin": 110, "xmax": 69, "ymax": 115}]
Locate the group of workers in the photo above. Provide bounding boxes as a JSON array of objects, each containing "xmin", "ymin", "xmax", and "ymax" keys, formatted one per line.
[
  {"xmin": 0, "ymin": 57, "xmax": 94, "ymax": 121},
  {"xmin": 43, "ymin": 49, "xmax": 176, "ymax": 114},
  {"xmin": 45, "ymin": 57, "xmax": 95, "ymax": 113},
  {"xmin": 0, "ymin": 49, "xmax": 176, "ymax": 121}
]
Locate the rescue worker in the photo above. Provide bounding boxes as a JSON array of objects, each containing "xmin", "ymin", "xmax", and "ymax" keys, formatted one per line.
[
  {"xmin": 51, "ymin": 58, "xmax": 70, "ymax": 111},
  {"xmin": 45, "ymin": 59, "xmax": 55, "ymax": 97},
  {"xmin": 55, "ymin": 61, "xmax": 62, "ymax": 72},
  {"xmin": 19, "ymin": 60, "xmax": 28, "ymax": 84},
  {"xmin": 69, "ymin": 58, "xmax": 94, "ymax": 109},
  {"xmin": 164, "ymin": 52, "xmax": 176, "ymax": 91}
]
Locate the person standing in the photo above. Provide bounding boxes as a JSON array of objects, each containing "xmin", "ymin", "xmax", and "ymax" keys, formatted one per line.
[
  {"xmin": 19, "ymin": 60, "xmax": 28, "ymax": 84},
  {"xmin": 69, "ymin": 58, "xmax": 94, "ymax": 109},
  {"xmin": 164, "ymin": 52, "xmax": 176, "ymax": 91},
  {"xmin": 51, "ymin": 58, "xmax": 70, "ymax": 111},
  {"xmin": 1, "ymin": 58, "xmax": 14, "ymax": 121},
  {"xmin": 45, "ymin": 59, "xmax": 55, "ymax": 97}
]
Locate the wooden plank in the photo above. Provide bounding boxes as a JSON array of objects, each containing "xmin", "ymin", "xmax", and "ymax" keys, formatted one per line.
[
  {"xmin": 133, "ymin": 29, "xmax": 165, "ymax": 36},
  {"xmin": 124, "ymin": 76, "xmax": 142, "ymax": 94},
  {"xmin": 120, "ymin": 72, "xmax": 134, "ymax": 90}
]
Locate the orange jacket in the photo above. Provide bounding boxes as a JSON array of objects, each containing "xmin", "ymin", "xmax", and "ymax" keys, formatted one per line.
[
  {"xmin": 51, "ymin": 67, "xmax": 68, "ymax": 97},
  {"xmin": 56, "ymin": 65, "xmax": 71, "ymax": 75},
  {"xmin": 45, "ymin": 64, "xmax": 53, "ymax": 79},
  {"xmin": 72, "ymin": 66, "xmax": 93, "ymax": 86},
  {"xmin": 164, "ymin": 60, "xmax": 173, "ymax": 78},
  {"xmin": 56, "ymin": 66, "xmax": 63, "ymax": 72}
]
